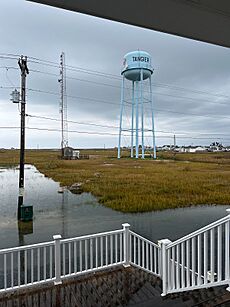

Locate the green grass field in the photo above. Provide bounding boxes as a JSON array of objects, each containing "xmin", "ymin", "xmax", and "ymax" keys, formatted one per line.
[{"xmin": 1, "ymin": 149, "xmax": 230, "ymax": 212}]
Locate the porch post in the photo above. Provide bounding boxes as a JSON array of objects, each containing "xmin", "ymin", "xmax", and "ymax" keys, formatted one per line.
[
  {"xmin": 122, "ymin": 223, "xmax": 131, "ymax": 267},
  {"xmin": 158, "ymin": 239, "xmax": 171, "ymax": 296},
  {"xmin": 53, "ymin": 234, "xmax": 62, "ymax": 285}
]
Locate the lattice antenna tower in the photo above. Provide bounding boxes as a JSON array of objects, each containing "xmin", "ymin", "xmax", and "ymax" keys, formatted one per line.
[{"xmin": 59, "ymin": 52, "xmax": 68, "ymax": 155}]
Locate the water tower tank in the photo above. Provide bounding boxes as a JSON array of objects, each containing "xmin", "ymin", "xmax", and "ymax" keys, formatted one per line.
[{"xmin": 121, "ymin": 51, "xmax": 153, "ymax": 81}]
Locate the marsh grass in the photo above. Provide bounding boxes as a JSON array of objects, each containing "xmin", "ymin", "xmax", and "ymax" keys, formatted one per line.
[{"xmin": 0, "ymin": 149, "xmax": 230, "ymax": 212}]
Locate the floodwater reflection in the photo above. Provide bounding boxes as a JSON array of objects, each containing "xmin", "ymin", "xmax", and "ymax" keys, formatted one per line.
[{"xmin": 0, "ymin": 165, "xmax": 229, "ymax": 250}]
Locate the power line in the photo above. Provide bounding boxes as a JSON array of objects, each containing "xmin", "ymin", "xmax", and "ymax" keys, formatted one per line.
[
  {"xmin": 0, "ymin": 86, "xmax": 20, "ymax": 89},
  {"xmin": 26, "ymin": 87, "xmax": 230, "ymax": 120},
  {"xmin": 0, "ymin": 55, "xmax": 19, "ymax": 61},
  {"xmin": 1, "ymin": 56, "xmax": 230, "ymax": 121},
  {"xmin": 26, "ymin": 56, "xmax": 230, "ymax": 100},
  {"xmin": 26, "ymin": 67, "xmax": 230, "ymax": 107},
  {"xmin": 26, "ymin": 113, "xmax": 178, "ymax": 134},
  {"xmin": 0, "ymin": 66, "xmax": 18, "ymax": 70},
  {"xmin": 2, "ymin": 57, "xmax": 230, "ymax": 108},
  {"xmin": 1, "ymin": 125, "xmax": 230, "ymax": 141},
  {"xmin": 0, "ymin": 53, "xmax": 20, "ymax": 58},
  {"xmin": 22, "ymin": 112, "xmax": 230, "ymax": 138},
  {"xmin": 2, "ymin": 55, "xmax": 230, "ymax": 101}
]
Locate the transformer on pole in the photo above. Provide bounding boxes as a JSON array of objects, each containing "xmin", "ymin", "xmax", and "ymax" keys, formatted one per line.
[
  {"xmin": 59, "ymin": 52, "xmax": 68, "ymax": 157},
  {"xmin": 118, "ymin": 51, "xmax": 156, "ymax": 159}
]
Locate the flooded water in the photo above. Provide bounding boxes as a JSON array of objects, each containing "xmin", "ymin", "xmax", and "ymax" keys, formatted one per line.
[{"xmin": 0, "ymin": 165, "xmax": 229, "ymax": 249}]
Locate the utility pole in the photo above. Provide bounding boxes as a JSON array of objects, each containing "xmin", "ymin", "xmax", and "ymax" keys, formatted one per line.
[
  {"xmin": 17, "ymin": 56, "xmax": 30, "ymax": 220},
  {"xmin": 174, "ymin": 134, "xmax": 176, "ymax": 148}
]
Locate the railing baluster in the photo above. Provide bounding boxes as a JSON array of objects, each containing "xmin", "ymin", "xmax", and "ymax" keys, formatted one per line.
[
  {"xmin": 181, "ymin": 242, "xmax": 185, "ymax": 288},
  {"xmin": 11, "ymin": 252, "xmax": 13, "ymax": 288},
  {"xmin": 85, "ymin": 240, "xmax": 88, "ymax": 270},
  {"xmin": 120, "ymin": 233, "xmax": 122, "ymax": 262},
  {"xmin": 90, "ymin": 238, "xmax": 93, "ymax": 269},
  {"xmin": 37, "ymin": 248, "xmax": 40, "ymax": 281},
  {"xmin": 68, "ymin": 243, "xmax": 71, "ymax": 274},
  {"xmin": 106, "ymin": 236, "xmax": 108, "ymax": 266},
  {"xmin": 18, "ymin": 251, "xmax": 20, "ymax": 286},
  {"xmin": 186, "ymin": 240, "xmax": 190, "ymax": 288},
  {"xmin": 24, "ymin": 250, "xmax": 27, "ymax": 284},
  {"xmin": 172, "ymin": 246, "xmax": 175, "ymax": 289},
  {"xmin": 101, "ymin": 236, "xmax": 103, "ymax": 267},
  {"xmin": 204, "ymin": 232, "xmax": 208, "ymax": 284},
  {"xmin": 167, "ymin": 248, "xmax": 171, "ymax": 290},
  {"xmin": 192, "ymin": 238, "xmax": 196, "ymax": 286},
  {"xmin": 44, "ymin": 247, "xmax": 47, "ymax": 280},
  {"xmin": 146, "ymin": 242, "xmax": 149, "ymax": 270},
  {"xmin": 158, "ymin": 247, "xmax": 161, "ymax": 276},
  {"xmin": 96, "ymin": 237, "xmax": 98, "ymax": 267},
  {"xmin": 210, "ymin": 228, "xmax": 215, "ymax": 283},
  {"xmin": 150, "ymin": 244, "xmax": 153, "ymax": 272},
  {"xmin": 138, "ymin": 238, "xmax": 140, "ymax": 266},
  {"xmin": 197, "ymin": 234, "xmax": 201, "ymax": 286},
  {"xmin": 49, "ymin": 246, "xmax": 52, "ymax": 278},
  {"xmin": 154, "ymin": 245, "xmax": 157, "ymax": 274},
  {"xmin": 142, "ymin": 240, "xmax": 145, "ymax": 268},
  {"xmin": 217, "ymin": 225, "xmax": 222, "ymax": 282},
  {"xmin": 110, "ymin": 235, "xmax": 113, "ymax": 264},
  {"xmin": 129, "ymin": 233, "xmax": 132, "ymax": 263},
  {"xmin": 115, "ymin": 234, "xmax": 118, "ymax": 264},
  {"xmin": 134, "ymin": 236, "xmax": 136, "ymax": 264},
  {"xmin": 80, "ymin": 241, "xmax": 82, "ymax": 272},
  {"xmin": 31, "ymin": 249, "xmax": 34, "ymax": 283},
  {"xmin": 74, "ymin": 241, "xmax": 77, "ymax": 273},
  {"xmin": 176, "ymin": 245, "xmax": 180, "ymax": 289},
  {"xmin": 225, "ymin": 221, "xmax": 230, "ymax": 280},
  {"xmin": 4, "ymin": 253, "xmax": 7, "ymax": 289},
  {"xmin": 63, "ymin": 243, "xmax": 65, "ymax": 276}
]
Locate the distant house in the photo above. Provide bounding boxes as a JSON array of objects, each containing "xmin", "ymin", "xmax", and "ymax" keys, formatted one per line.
[
  {"xmin": 161, "ymin": 145, "xmax": 171, "ymax": 151},
  {"xmin": 176, "ymin": 146, "xmax": 207, "ymax": 153},
  {"xmin": 188, "ymin": 146, "xmax": 207, "ymax": 153},
  {"xmin": 63, "ymin": 146, "xmax": 80, "ymax": 160}
]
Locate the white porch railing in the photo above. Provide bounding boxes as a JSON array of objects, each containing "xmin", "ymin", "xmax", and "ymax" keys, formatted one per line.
[
  {"xmin": 129, "ymin": 231, "xmax": 160, "ymax": 277},
  {"xmin": 161, "ymin": 209, "xmax": 230, "ymax": 296},
  {"xmin": 1, "ymin": 210, "xmax": 230, "ymax": 296},
  {"xmin": 0, "ymin": 240, "xmax": 55, "ymax": 292},
  {"xmin": 0, "ymin": 223, "xmax": 132, "ymax": 293}
]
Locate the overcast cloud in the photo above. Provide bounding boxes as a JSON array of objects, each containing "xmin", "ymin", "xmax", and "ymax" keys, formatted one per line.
[{"xmin": 0, "ymin": 0, "xmax": 230, "ymax": 149}]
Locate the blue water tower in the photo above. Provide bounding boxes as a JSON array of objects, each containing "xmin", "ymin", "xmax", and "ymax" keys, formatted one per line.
[{"xmin": 118, "ymin": 51, "xmax": 156, "ymax": 159}]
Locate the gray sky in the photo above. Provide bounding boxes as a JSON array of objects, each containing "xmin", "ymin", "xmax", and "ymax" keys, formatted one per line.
[{"xmin": 0, "ymin": 0, "xmax": 230, "ymax": 149}]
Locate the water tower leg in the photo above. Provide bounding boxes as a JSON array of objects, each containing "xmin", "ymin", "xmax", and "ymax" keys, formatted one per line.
[
  {"xmin": 135, "ymin": 82, "xmax": 139, "ymax": 159},
  {"xmin": 141, "ymin": 69, "xmax": 144, "ymax": 159},
  {"xmin": 118, "ymin": 76, "xmax": 125, "ymax": 159},
  {"xmin": 150, "ymin": 76, "xmax": 157, "ymax": 159},
  {"xmin": 131, "ymin": 81, "xmax": 134, "ymax": 158}
]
